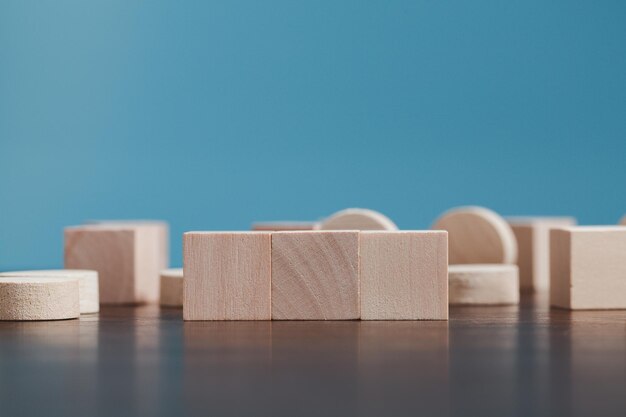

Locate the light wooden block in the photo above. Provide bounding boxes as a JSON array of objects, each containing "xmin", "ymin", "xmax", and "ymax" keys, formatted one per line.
[
  {"xmin": 272, "ymin": 231, "xmax": 359, "ymax": 320},
  {"xmin": 432, "ymin": 206, "xmax": 517, "ymax": 264},
  {"xmin": 619, "ymin": 215, "xmax": 626, "ymax": 225},
  {"xmin": 507, "ymin": 217, "xmax": 576, "ymax": 292},
  {"xmin": 0, "ymin": 269, "xmax": 99, "ymax": 314},
  {"xmin": 319, "ymin": 208, "xmax": 398, "ymax": 231},
  {"xmin": 448, "ymin": 264, "xmax": 519, "ymax": 305},
  {"xmin": 550, "ymin": 226, "xmax": 626, "ymax": 310},
  {"xmin": 0, "ymin": 277, "xmax": 80, "ymax": 320},
  {"xmin": 360, "ymin": 231, "xmax": 448, "ymax": 320},
  {"xmin": 65, "ymin": 223, "xmax": 168, "ymax": 305},
  {"xmin": 183, "ymin": 232, "xmax": 271, "ymax": 320},
  {"xmin": 252, "ymin": 221, "xmax": 318, "ymax": 231},
  {"xmin": 160, "ymin": 268, "xmax": 183, "ymax": 308}
]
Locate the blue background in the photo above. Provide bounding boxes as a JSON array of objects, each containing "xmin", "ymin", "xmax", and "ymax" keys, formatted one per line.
[{"xmin": 1, "ymin": 1, "xmax": 625, "ymax": 269}]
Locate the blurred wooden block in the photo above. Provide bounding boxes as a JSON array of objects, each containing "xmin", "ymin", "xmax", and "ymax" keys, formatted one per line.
[
  {"xmin": 252, "ymin": 221, "xmax": 318, "ymax": 231},
  {"xmin": 0, "ymin": 277, "xmax": 80, "ymax": 320},
  {"xmin": 507, "ymin": 217, "xmax": 576, "ymax": 292},
  {"xmin": 65, "ymin": 223, "xmax": 168, "ymax": 305},
  {"xmin": 360, "ymin": 231, "xmax": 448, "ymax": 320},
  {"xmin": 449, "ymin": 264, "xmax": 519, "ymax": 305},
  {"xmin": 319, "ymin": 208, "xmax": 398, "ymax": 231},
  {"xmin": 272, "ymin": 231, "xmax": 359, "ymax": 320},
  {"xmin": 183, "ymin": 232, "xmax": 271, "ymax": 320},
  {"xmin": 432, "ymin": 206, "xmax": 517, "ymax": 264},
  {"xmin": 551, "ymin": 226, "xmax": 626, "ymax": 310},
  {"xmin": 619, "ymin": 215, "xmax": 626, "ymax": 225},
  {"xmin": 160, "ymin": 268, "xmax": 183, "ymax": 308},
  {"xmin": 0, "ymin": 269, "xmax": 99, "ymax": 314}
]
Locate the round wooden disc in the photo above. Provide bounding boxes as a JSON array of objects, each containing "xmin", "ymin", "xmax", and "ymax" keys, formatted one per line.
[
  {"xmin": 0, "ymin": 269, "xmax": 99, "ymax": 314},
  {"xmin": 432, "ymin": 206, "xmax": 517, "ymax": 264},
  {"xmin": 449, "ymin": 264, "xmax": 519, "ymax": 306},
  {"xmin": 0, "ymin": 277, "xmax": 80, "ymax": 320},
  {"xmin": 319, "ymin": 208, "xmax": 398, "ymax": 231},
  {"xmin": 160, "ymin": 268, "xmax": 183, "ymax": 308}
]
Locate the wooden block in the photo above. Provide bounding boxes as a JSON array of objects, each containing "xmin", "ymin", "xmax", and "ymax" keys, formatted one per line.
[
  {"xmin": 432, "ymin": 206, "xmax": 517, "ymax": 264},
  {"xmin": 360, "ymin": 231, "xmax": 448, "ymax": 320},
  {"xmin": 619, "ymin": 215, "xmax": 626, "ymax": 225},
  {"xmin": 160, "ymin": 268, "xmax": 183, "ymax": 308},
  {"xmin": 272, "ymin": 231, "xmax": 359, "ymax": 320},
  {"xmin": 0, "ymin": 277, "xmax": 80, "ymax": 320},
  {"xmin": 507, "ymin": 217, "xmax": 576, "ymax": 292},
  {"xmin": 252, "ymin": 221, "xmax": 318, "ymax": 231},
  {"xmin": 449, "ymin": 264, "xmax": 519, "ymax": 305},
  {"xmin": 65, "ymin": 223, "xmax": 168, "ymax": 304},
  {"xmin": 86, "ymin": 220, "xmax": 169, "ymax": 271},
  {"xmin": 183, "ymin": 232, "xmax": 271, "ymax": 320},
  {"xmin": 0, "ymin": 269, "xmax": 99, "ymax": 314},
  {"xmin": 550, "ymin": 226, "xmax": 626, "ymax": 310},
  {"xmin": 319, "ymin": 208, "xmax": 398, "ymax": 231}
]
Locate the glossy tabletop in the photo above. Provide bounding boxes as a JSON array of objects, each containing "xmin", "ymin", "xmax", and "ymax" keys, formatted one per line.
[{"xmin": 0, "ymin": 295, "xmax": 624, "ymax": 417}]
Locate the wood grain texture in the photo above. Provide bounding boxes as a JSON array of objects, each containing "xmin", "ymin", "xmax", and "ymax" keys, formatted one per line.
[
  {"xmin": 360, "ymin": 231, "xmax": 448, "ymax": 320},
  {"xmin": 432, "ymin": 206, "xmax": 517, "ymax": 264},
  {"xmin": 0, "ymin": 269, "xmax": 99, "ymax": 314},
  {"xmin": 449, "ymin": 264, "xmax": 519, "ymax": 305},
  {"xmin": 550, "ymin": 226, "xmax": 626, "ymax": 310},
  {"xmin": 508, "ymin": 217, "xmax": 576, "ymax": 292},
  {"xmin": 319, "ymin": 208, "xmax": 398, "ymax": 231},
  {"xmin": 160, "ymin": 268, "xmax": 183, "ymax": 308},
  {"xmin": 252, "ymin": 221, "xmax": 319, "ymax": 231},
  {"xmin": 64, "ymin": 223, "xmax": 167, "ymax": 305},
  {"xmin": 0, "ymin": 277, "xmax": 80, "ymax": 320},
  {"xmin": 272, "ymin": 231, "xmax": 360, "ymax": 320},
  {"xmin": 183, "ymin": 232, "xmax": 271, "ymax": 320}
]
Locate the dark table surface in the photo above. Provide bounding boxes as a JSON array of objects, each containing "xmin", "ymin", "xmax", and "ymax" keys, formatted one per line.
[{"xmin": 0, "ymin": 294, "xmax": 624, "ymax": 417}]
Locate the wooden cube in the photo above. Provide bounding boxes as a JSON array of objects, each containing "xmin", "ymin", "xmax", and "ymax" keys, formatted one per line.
[
  {"xmin": 183, "ymin": 232, "xmax": 271, "ymax": 320},
  {"xmin": 360, "ymin": 231, "xmax": 448, "ymax": 320},
  {"xmin": 64, "ymin": 223, "xmax": 168, "ymax": 304},
  {"xmin": 551, "ymin": 226, "xmax": 626, "ymax": 310},
  {"xmin": 508, "ymin": 217, "xmax": 576, "ymax": 292},
  {"xmin": 272, "ymin": 231, "xmax": 359, "ymax": 320}
]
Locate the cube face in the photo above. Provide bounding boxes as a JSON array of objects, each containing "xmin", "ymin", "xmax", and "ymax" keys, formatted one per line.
[
  {"xmin": 183, "ymin": 232, "xmax": 271, "ymax": 320},
  {"xmin": 65, "ymin": 228, "xmax": 137, "ymax": 304},
  {"xmin": 551, "ymin": 227, "xmax": 626, "ymax": 310},
  {"xmin": 271, "ymin": 231, "xmax": 359, "ymax": 320},
  {"xmin": 360, "ymin": 231, "xmax": 448, "ymax": 320}
]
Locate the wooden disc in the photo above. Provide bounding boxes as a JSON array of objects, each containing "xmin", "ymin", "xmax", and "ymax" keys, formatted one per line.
[
  {"xmin": 432, "ymin": 206, "xmax": 517, "ymax": 264},
  {"xmin": 160, "ymin": 268, "xmax": 183, "ymax": 308},
  {"xmin": 0, "ymin": 277, "xmax": 80, "ymax": 320},
  {"xmin": 0, "ymin": 269, "xmax": 99, "ymax": 314},
  {"xmin": 319, "ymin": 208, "xmax": 398, "ymax": 231},
  {"xmin": 449, "ymin": 264, "xmax": 519, "ymax": 306}
]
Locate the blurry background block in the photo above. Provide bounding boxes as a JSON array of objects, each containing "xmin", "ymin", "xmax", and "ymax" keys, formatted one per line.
[
  {"xmin": 449, "ymin": 264, "xmax": 519, "ymax": 306},
  {"xmin": 159, "ymin": 268, "xmax": 183, "ymax": 308},
  {"xmin": 318, "ymin": 208, "xmax": 398, "ymax": 231},
  {"xmin": 432, "ymin": 206, "xmax": 517, "ymax": 264},
  {"xmin": 65, "ymin": 223, "xmax": 168, "ymax": 304},
  {"xmin": 251, "ymin": 221, "xmax": 318, "ymax": 231},
  {"xmin": 507, "ymin": 217, "xmax": 576, "ymax": 292},
  {"xmin": 550, "ymin": 226, "xmax": 626, "ymax": 310}
]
